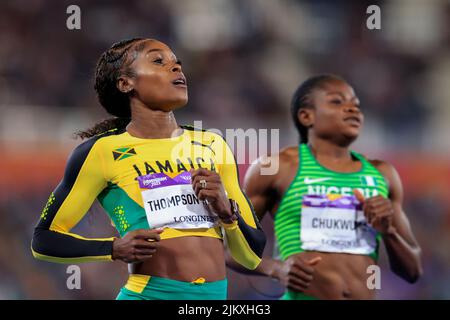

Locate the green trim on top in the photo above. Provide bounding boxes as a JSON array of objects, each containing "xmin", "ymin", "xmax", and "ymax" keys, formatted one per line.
[
  {"xmin": 97, "ymin": 183, "xmax": 149, "ymax": 237},
  {"xmin": 280, "ymin": 144, "xmax": 303, "ymax": 203},
  {"xmin": 277, "ymin": 144, "xmax": 305, "ymax": 257},
  {"xmin": 304, "ymin": 144, "xmax": 366, "ymax": 175}
]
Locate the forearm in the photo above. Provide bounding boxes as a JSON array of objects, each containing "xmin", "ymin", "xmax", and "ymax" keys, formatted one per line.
[
  {"xmin": 222, "ymin": 214, "xmax": 266, "ymax": 270},
  {"xmin": 31, "ymin": 227, "xmax": 115, "ymax": 263},
  {"xmin": 225, "ymin": 250, "xmax": 255, "ymax": 275},
  {"xmin": 383, "ymin": 229, "xmax": 423, "ymax": 283}
]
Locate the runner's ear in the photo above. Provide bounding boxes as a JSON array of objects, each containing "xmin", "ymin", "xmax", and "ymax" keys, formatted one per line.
[{"xmin": 298, "ymin": 108, "xmax": 314, "ymax": 128}]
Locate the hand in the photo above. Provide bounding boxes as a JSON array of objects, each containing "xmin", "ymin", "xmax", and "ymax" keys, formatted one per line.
[
  {"xmin": 191, "ymin": 168, "xmax": 235, "ymax": 223},
  {"xmin": 272, "ymin": 254, "xmax": 322, "ymax": 292},
  {"xmin": 112, "ymin": 228, "xmax": 164, "ymax": 263},
  {"xmin": 353, "ymin": 189, "xmax": 396, "ymax": 234}
]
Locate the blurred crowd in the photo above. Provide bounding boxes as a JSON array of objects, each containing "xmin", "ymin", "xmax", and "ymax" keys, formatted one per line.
[{"xmin": 0, "ymin": 0, "xmax": 449, "ymax": 299}]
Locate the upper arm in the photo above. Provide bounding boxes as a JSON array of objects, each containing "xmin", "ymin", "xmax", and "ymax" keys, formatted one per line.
[
  {"xmin": 243, "ymin": 157, "xmax": 277, "ymax": 221},
  {"xmin": 37, "ymin": 138, "xmax": 108, "ymax": 233},
  {"xmin": 374, "ymin": 160, "xmax": 420, "ymax": 248}
]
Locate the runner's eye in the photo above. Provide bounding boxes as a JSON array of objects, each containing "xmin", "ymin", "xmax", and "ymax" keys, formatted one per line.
[{"xmin": 153, "ymin": 58, "xmax": 163, "ymax": 64}]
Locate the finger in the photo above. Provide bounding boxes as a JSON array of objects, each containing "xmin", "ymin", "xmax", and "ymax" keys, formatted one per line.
[
  {"xmin": 373, "ymin": 208, "xmax": 394, "ymax": 219},
  {"xmin": 366, "ymin": 197, "xmax": 389, "ymax": 209},
  {"xmin": 133, "ymin": 239, "xmax": 159, "ymax": 249},
  {"xmin": 131, "ymin": 229, "xmax": 151, "ymax": 239},
  {"xmin": 193, "ymin": 182, "xmax": 204, "ymax": 196},
  {"xmin": 191, "ymin": 168, "xmax": 215, "ymax": 178},
  {"xmin": 363, "ymin": 195, "xmax": 385, "ymax": 203},
  {"xmin": 364, "ymin": 197, "xmax": 389, "ymax": 220},
  {"xmin": 362, "ymin": 201, "xmax": 373, "ymax": 223},
  {"xmin": 353, "ymin": 189, "xmax": 365, "ymax": 203},
  {"xmin": 288, "ymin": 276, "xmax": 310, "ymax": 289},
  {"xmin": 193, "ymin": 181, "xmax": 221, "ymax": 195},
  {"xmin": 292, "ymin": 261, "xmax": 314, "ymax": 275},
  {"xmin": 133, "ymin": 229, "xmax": 163, "ymax": 241},
  {"xmin": 370, "ymin": 208, "xmax": 394, "ymax": 223},
  {"xmin": 191, "ymin": 175, "xmax": 220, "ymax": 188},
  {"xmin": 371, "ymin": 212, "xmax": 393, "ymax": 227},
  {"xmin": 286, "ymin": 283, "xmax": 307, "ymax": 293},
  {"xmin": 371, "ymin": 201, "xmax": 393, "ymax": 212},
  {"xmin": 288, "ymin": 266, "xmax": 314, "ymax": 283},
  {"xmin": 133, "ymin": 228, "xmax": 164, "ymax": 236},
  {"xmin": 135, "ymin": 248, "xmax": 157, "ymax": 256},
  {"xmin": 197, "ymin": 189, "xmax": 217, "ymax": 202},
  {"xmin": 146, "ymin": 231, "xmax": 162, "ymax": 241},
  {"xmin": 191, "ymin": 175, "xmax": 205, "ymax": 195},
  {"xmin": 191, "ymin": 175, "xmax": 206, "ymax": 187},
  {"xmin": 366, "ymin": 203, "xmax": 392, "ymax": 224},
  {"xmin": 134, "ymin": 254, "xmax": 154, "ymax": 262},
  {"xmin": 307, "ymin": 257, "xmax": 322, "ymax": 266}
]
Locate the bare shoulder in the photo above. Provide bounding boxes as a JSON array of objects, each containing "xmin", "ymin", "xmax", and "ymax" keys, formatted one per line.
[
  {"xmin": 279, "ymin": 145, "xmax": 299, "ymax": 158},
  {"xmin": 252, "ymin": 145, "xmax": 297, "ymax": 174},
  {"xmin": 368, "ymin": 158, "xmax": 396, "ymax": 176},
  {"xmin": 367, "ymin": 158, "xmax": 402, "ymax": 193},
  {"xmin": 355, "ymin": 151, "xmax": 395, "ymax": 176},
  {"xmin": 275, "ymin": 145, "xmax": 299, "ymax": 166},
  {"xmin": 245, "ymin": 145, "xmax": 298, "ymax": 186}
]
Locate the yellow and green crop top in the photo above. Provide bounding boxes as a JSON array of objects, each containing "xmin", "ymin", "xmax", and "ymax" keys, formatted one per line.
[{"xmin": 31, "ymin": 126, "xmax": 265, "ymax": 269}]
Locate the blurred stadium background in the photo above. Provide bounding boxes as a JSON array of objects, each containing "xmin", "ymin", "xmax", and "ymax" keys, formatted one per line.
[{"xmin": 0, "ymin": 0, "xmax": 449, "ymax": 299}]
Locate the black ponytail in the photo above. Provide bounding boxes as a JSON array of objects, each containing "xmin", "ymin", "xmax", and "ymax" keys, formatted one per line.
[{"xmin": 76, "ymin": 38, "xmax": 146, "ymax": 139}]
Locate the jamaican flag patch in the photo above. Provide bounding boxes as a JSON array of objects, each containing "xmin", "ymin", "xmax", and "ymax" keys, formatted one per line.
[{"xmin": 112, "ymin": 147, "xmax": 137, "ymax": 161}]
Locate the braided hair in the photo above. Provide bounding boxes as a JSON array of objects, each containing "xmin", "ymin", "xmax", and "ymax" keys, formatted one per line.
[{"xmin": 76, "ymin": 38, "xmax": 146, "ymax": 139}]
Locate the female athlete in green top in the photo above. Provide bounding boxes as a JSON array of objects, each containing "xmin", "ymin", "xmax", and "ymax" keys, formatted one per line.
[{"xmin": 236, "ymin": 74, "xmax": 423, "ymax": 299}]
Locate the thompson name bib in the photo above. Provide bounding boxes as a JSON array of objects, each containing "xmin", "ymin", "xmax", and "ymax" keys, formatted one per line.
[
  {"xmin": 138, "ymin": 171, "xmax": 218, "ymax": 229},
  {"xmin": 300, "ymin": 194, "xmax": 377, "ymax": 254}
]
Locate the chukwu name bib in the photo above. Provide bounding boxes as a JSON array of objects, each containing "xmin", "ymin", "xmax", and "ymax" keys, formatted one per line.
[
  {"xmin": 300, "ymin": 194, "xmax": 377, "ymax": 254},
  {"xmin": 137, "ymin": 171, "xmax": 218, "ymax": 229}
]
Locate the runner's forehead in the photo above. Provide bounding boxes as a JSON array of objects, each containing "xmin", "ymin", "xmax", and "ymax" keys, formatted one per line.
[
  {"xmin": 140, "ymin": 40, "xmax": 177, "ymax": 59},
  {"xmin": 320, "ymin": 80, "xmax": 356, "ymax": 97}
]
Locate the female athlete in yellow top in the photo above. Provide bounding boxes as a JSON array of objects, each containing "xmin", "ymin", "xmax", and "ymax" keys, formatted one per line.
[{"xmin": 31, "ymin": 38, "xmax": 265, "ymax": 300}]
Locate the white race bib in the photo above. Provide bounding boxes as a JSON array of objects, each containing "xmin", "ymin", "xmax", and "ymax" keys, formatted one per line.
[
  {"xmin": 138, "ymin": 172, "xmax": 218, "ymax": 229},
  {"xmin": 300, "ymin": 194, "xmax": 377, "ymax": 254}
]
